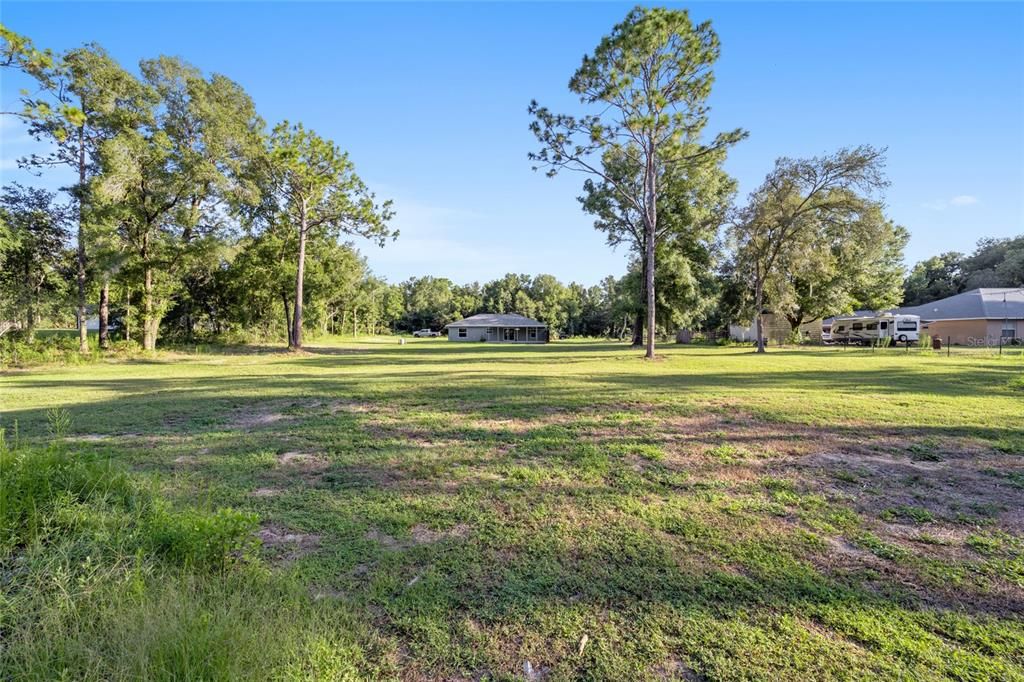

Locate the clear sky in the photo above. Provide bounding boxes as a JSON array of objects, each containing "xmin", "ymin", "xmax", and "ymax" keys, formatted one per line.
[{"xmin": 2, "ymin": 2, "xmax": 1022, "ymax": 286}]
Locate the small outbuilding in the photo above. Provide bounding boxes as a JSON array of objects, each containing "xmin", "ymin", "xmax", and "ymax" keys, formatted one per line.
[{"xmin": 444, "ymin": 313, "xmax": 549, "ymax": 343}]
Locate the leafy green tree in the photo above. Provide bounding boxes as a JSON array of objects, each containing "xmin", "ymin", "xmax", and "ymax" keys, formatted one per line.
[
  {"xmin": 579, "ymin": 141, "xmax": 735, "ymax": 344},
  {"xmin": 400, "ymin": 276, "xmax": 456, "ymax": 331},
  {"xmin": 529, "ymin": 6, "xmax": 745, "ymax": 358},
  {"xmin": 256, "ymin": 122, "xmax": 394, "ymax": 349},
  {"xmin": 452, "ymin": 282, "xmax": 483, "ymax": 320},
  {"xmin": 12, "ymin": 43, "xmax": 151, "ymax": 351},
  {"xmin": 768, "ymin": 205, "xmax": 909, "ymax": 330},
  {"xmin": 729, "ymin": 146, "xmax": 889, "ymax": 352},
  {"xmin": 0, "ymin": 185, "xmax": 70, "ymax": 340},
  {"xmin": 0, "ymin": 24, "xmax": 54, "ymax": 82},
  {"xmin": 960, "ymin": 236, "xmax": 1024, "ymax": 289},
  {"xmin": 527, "ymin": 274, "xmax": 568, "ymax": 332},
  {"xmin": 481, "ymin": 274, "xmax": 532, "ymax": 314},
  {"xmin": 902, "ymin": 252, "xmax": 965, "ymax": 306},
  {"xmin": 97, "ymin": 57, "xmax": 264, "ymax": 350}
]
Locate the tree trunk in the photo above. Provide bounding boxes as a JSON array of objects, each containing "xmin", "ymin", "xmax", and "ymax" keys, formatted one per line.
[
  {"xmin": 755, "ymin": 280, "xmax": 766, "ymax": 353},
  {"xmin": 76, "ymin": 123, "xmax": 88, "ymax": 353},
  {"xmin": 143, "ymin": 264, "xmax": 157, "ymax": 351},
  {"xmin": 98, "ymin": 277, "xmax": 110, "ymax": 349},
  {"xmin": 631, "ymin": 248, "xmax": 646, "ymax": 346},
  {"xmin": 124, "ymin": 285, "xmax": 131, "ymax": 343},
  {"xmin": 643, "ymin": 151, "xmax": 657, "ymax": 359},
  {"xmin": 282, "ymin": 293, "xmax": 292, "ymax": 346},
  {"xmin": 291, "ymin": 202, "xmax": 308, "ymax": 350}
]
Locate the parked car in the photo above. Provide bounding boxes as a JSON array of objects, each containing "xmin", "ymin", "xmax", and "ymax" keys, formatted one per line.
[{"xmin": 412, "ymin": 329, "xmax": 441, "ymax": 338}]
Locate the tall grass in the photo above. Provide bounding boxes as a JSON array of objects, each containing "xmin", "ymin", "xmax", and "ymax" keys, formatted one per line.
[{"xmin": 0, "ymin": 435, "xmax": 387, "ymax": 680}]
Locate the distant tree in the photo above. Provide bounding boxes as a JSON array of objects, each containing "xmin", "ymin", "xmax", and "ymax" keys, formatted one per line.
[
  {"xmin": 452, "ymin": 282, "xmax": 483, "ymax": 320},
  {"xmin": 401, "ymin": 276, "xmax": 457, "ymax": 331},
  {"xmin": 13, "ymin": 43, "xmax": 151, "ymax": 351},
  {"xmin": 902, "ymin": 236, "xmax": 1024, "ymax": 306},
  {"xmin": 730, "ymin": 146, "xmax": 889, "ymax": 352},
  {"xmin": 96, "ymin": 57, "xmax": 264, "ymax": 350},
  {"xmin": 529, "ymin": 6, "xmax": 745, "ymax": 358},
  {"xmin": 481, "ymin": 274, "xmax": 532, "ymax": 314},
  {"xmin": 579, "ymin": 138, "xmax": 736, "ymax": 345},
  {"xmin": 768, "ymin": 205, "xmax": 909, "ymax": 330},
  {"xmin": 0, "ymin": 24, "xmax": 54, "ymax": 82},
  {"xmin": 960, "ymin": 236, "xmax": 1024, "ymax": 290},
  {"xmin": 902, "ymin": 252, "xmax": 965, "ymax": 306},
  {"xmin": 0, "ymin": 184, "xmax": 70, "ymax": 340},
  {"xmin": 256, "ymin": 122, "xmax": 394, "ymax": 349},
  {"xmin": 527, "ymin": 274, "xmax": 568, "ymax": 332}
]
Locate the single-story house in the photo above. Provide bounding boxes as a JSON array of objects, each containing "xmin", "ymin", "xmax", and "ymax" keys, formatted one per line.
[
  {"xmin": 443, "ymin": 313, "xmax": 549, "ymax": 343},
  {"xmin": 896, "ymin": 287, "xmax": 1024, "ymax": 346}
]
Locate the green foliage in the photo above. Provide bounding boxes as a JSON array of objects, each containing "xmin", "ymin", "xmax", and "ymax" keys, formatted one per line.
[
  {"xmin": 903, "ymin": 235, "xmax": 1024, "ymax": 306},
  {"xmin": 0, "ymin": 184, "xmax": 71, "ymax": 339},
  {"xmin": 529, "ymin": 6, "xmax": 746, "ymax": 356}
]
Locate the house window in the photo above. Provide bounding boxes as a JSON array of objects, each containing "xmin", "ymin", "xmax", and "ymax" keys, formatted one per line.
[
  {"xmin": 529, "ymin": 328, "xmax": 538, "ymax": 340},
  {"xmin": 1003, "ymin": 321, "xmax": 1017, "ymax": 339},
  {"xmin": 503, "ymin": 328, "xmax": 516, "ymax": 341},
  {"xmin": 458, "ymin": 328, "xmax": 467, "ymax": 338}
]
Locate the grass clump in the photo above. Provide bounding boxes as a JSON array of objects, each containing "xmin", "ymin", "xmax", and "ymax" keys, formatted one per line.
[{"xmin": 0, "ymin": 437, "xmax": 388, "ymax": 680}]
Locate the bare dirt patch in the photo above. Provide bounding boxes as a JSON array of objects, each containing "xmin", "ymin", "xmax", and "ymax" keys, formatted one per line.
[
  {"xmin": 257, "ymin": 523, "xmax": 321, "ymax": 561},
  {"xmin": 72, "ymin": 433, "xmax": 109, "ymax": 442},
  {"xmin": 798, "ymin": 445, "xmax": 1024, "ymax": 529},
  {"xmin": 250, "ymin": 487, "xmax": 281, "ymax": 498},
  {"xmin": 276, "ymin": 451, "xmax": 329, "ymax": 472},
  {"xmin": 365, "ymin": 523, "xmax": 472, "ymax": 551}
]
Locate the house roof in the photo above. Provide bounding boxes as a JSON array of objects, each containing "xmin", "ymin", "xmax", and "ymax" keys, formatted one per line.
[
  {"xmin": 896, "ymin": 288, "xmax": 1024, "ymax": 321},
  {"xmin": 444, "ymin": 313, "xmax": 547, "ymax": 328}
]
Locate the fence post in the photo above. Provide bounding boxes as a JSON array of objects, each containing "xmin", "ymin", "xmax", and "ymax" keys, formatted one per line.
[{"xmin": 947, "ymin": 336, "xmax": 951, "ymax": 357}]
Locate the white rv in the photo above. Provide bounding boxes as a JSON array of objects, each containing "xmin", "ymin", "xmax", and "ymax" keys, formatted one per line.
[{"xmin": 830, "ymin": 314, "xmax": 921, "ymax": 346}]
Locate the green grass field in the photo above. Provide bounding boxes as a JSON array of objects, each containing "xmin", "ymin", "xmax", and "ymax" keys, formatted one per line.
[{"xmin": 2, "ymin": 339, "xmax": 1023, "ymax": 680}]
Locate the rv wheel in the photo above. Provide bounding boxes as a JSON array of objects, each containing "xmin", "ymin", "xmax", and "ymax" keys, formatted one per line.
[{"xmin": 898, "ymin": 334, "xmax": 907, "ymax": 344}]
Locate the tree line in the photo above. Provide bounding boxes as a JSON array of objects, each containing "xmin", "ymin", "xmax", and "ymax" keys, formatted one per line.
[
  {"xmin": 3, "ymin": 12, "xmax": 1016, "ymax": 354},
  {"xmin": 0, "ymin": 26, "xmax": 392, "ymax": 351}
]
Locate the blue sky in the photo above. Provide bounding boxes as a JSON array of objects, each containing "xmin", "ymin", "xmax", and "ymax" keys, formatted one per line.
[{"xmin": 2, "ymin": 2, "xmax": 1022, "ymax": 286}]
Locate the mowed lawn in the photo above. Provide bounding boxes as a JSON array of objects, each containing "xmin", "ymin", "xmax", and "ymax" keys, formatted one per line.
[{"xmin": 2, "ymin": 340, "xmax": 1023, "ymax": 680}]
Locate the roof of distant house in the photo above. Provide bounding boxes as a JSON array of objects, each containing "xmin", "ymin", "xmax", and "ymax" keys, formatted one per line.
[
  {"xmin": 444, "ymin": 313, "xmax": 547, "ymax": 328},
  {"xmin": 897, "ymin": 288, "xmax": 1024, "ymax": 320}
]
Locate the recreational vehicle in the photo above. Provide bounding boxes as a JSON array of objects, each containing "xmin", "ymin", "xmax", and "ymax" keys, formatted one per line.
[{"xmin": 830, "ymin": 314, "xmax": 921, "ymax": 346}]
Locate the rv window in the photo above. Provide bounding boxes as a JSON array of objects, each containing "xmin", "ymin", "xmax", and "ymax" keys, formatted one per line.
[
  {"xmin": 879, "ymin": 321, "xmax": 888, "ymax": 330},
  {"xmin": 896, "ymin": 321, "xmax": 917, "ymax": 331},
  {"xmin": 458, "ymin": 328, "xmax": 467, "ymax": 338},
  {"xmin": 836, "ymin": 325, "xmax": 845, "ymax": 332},
  {"xmin": 852, "ymin": 323, "xmax": 863, "ymax": 331},
  {"xmin": 866, "ymin": 323, "xmax": 877, "ymax": 330}
]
